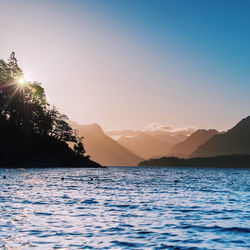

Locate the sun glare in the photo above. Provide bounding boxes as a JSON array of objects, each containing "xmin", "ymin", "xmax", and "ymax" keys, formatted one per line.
[{"xmin": 18, "ymin": 77, "xmax": 26, "ymax": 85}]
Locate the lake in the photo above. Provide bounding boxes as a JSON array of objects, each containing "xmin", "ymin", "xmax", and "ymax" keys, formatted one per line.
[{"xmin": 0, "ymin": 167, "xmax": 249, "ymax": 249}]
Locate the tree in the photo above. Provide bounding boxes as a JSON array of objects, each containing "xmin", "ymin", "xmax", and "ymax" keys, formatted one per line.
[
  {"xmin": 74, "ymin": 141, "xmax": 86, "ymax": 157},
  {"xmin": 0, "ymin": 52, "xmax": 87, "ymax": 160}
]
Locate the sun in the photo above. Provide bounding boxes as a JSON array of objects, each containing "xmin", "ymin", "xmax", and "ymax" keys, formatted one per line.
[{"xmin": 18, "ymin": 77, "xmax": 26, "ymax": 85}]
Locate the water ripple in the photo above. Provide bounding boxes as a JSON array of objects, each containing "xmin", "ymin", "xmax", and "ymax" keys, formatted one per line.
[{"xmin": 0, "ymin": 167, "xmax": 249, "ymax": 249}]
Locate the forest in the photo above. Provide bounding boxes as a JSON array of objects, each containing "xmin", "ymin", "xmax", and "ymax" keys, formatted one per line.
[{"xmin": 0, "ymin": 52, "xmax": 100, "ymax": 167}]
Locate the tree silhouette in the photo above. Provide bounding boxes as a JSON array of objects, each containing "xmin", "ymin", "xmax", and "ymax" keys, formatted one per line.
[{"xmin": 0, "ymin": 52, "xmax": 90, "ymax": 165}]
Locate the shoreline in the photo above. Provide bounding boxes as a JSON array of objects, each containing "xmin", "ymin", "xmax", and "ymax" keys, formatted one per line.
[
  {"xmin": 0, "ymin": 160, "xmax": 105, "ymax": 168},
  {"xmin": 138, "ymin": 154, "xmax": 250, "ymax": 168}
]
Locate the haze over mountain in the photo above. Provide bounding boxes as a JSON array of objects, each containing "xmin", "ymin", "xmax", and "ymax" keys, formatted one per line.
[
  {"xmin": 70, "ymin": 122, "xmax": 143, "ymax": 166},
  {"xmin": 117, "ymin": 133, "xmax": 173, "ymax": 159},
  {"xmin": 106, "ymin": 125, "xmax": 194, "ymax": 145},
  {"xmin": 145, "ymin": 131, "xmax": 188, "ymax": 145},
  {"xmin": 168, "ymin": 129, "xmax": 219, "ymax": 157},
  {"xmin": 70, "ymin": 116, "xmax": 250, "ymax": 165},
  {"xmin": 192, "ymin": 116, "xmax": 250, "ymax": 157}
]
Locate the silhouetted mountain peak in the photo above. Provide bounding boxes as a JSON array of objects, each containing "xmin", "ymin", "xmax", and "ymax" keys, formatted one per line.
[
  {"xmin": 191, "ymin": 116, "xmax": 250, "ymax": 157},
  {"xmin": 230, "ymin": 116, "xmax": 250, "ymax": 131},
  {"xmin": 191, "ymin": 129, "xmax": 218, "ymax": 137},
  {"xmin": 80, "ymin": 123, "xmax": 104, "ymax": 135},
  {"xmin": 70, "ymin": 121, "xmax": 142, "ymax": 166},
  {"xmin": 70, "ymin": 122, "xmax": 105, "ymax": 137},
  {"xmin": 168, "ymin": 129, "xmax": 219, "ymax": 157}
]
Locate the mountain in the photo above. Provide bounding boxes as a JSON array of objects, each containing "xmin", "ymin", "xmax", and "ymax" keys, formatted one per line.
[
  {"xmin": 70, "ymin": 122, "xmax": 143, "ymax": 166},
  {"xmin": 191, "ymin": 116, "xmax": 250, "ymax": 157},
  {"xmin": 117, "ymin": 133, "xmax": 173, "ymax": 159},
  {"xmin": 145, "ymin": 131, "xmax": 188, "ymax": 145},
  {"xmin": 106, "ymin": 129, "xmax": 189, "ymax": 145},
  {"xmin": 168, "ymin": 129, "xmax": 219, "ymax": 157}
]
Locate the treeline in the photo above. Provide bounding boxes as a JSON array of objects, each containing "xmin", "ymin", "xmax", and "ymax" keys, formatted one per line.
[
  {"xmin": 0, "ymin": 52, "xmax": 99, "ymax": 167},
  {"xmin": 138, "ymin": 155, "xmax": 250, "ymax": 168}
]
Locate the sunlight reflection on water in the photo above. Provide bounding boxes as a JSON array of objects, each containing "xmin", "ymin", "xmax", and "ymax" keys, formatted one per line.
[{"xmin": 0, "ymin": 167, "xmax": 249, "ymax": 249}]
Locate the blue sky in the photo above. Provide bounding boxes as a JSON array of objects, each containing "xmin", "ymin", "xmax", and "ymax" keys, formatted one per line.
[{"xmin": 0, "ymin": 0, "xmax": 249, "ymax": 130}]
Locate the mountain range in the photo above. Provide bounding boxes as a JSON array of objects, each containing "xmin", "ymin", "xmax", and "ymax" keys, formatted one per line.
[
  {"xmin": 117, "ymin": 133, "xmax": 173, "ymax": 159},
  {"xmin": 192, "ymin": 116, "xmax": 250, "ymax": 157},
  {"xmin": 70, "ymin": 116, "xmax": 250, "ymax": 166},
  {"xmin": 70, "ymin": 122, "xmax": 142, "ymax": 166},
  {"xmin": 168, "ymin": 129, "xmax": 219, "ymax": 157}
]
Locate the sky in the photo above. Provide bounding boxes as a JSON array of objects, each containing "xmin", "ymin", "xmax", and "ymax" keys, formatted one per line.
[{"xmin": 0, "ymin": 0, "xmax": 249, "ymax": 131}]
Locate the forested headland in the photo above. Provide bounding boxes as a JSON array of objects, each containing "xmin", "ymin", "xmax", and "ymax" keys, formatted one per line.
[
  {"xmin": 138, "ymin": 155, "xmax": 250, "ymax": 168},
  {"xmin": 0, "ymin": 53, "xmax": 101, "ymax": 167}
]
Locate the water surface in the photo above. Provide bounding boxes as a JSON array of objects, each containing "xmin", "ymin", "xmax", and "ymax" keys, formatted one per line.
[{"xmin": 0, "ymin": 167, "xmax": 249, "ymax": 249}]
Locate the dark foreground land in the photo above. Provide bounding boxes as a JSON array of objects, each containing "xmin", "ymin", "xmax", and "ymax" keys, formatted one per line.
[
  {"xmin": 138, "ymin": 154, "xmax": 250, "ymax": 168},
  {"xmin": 0, "ymin": 160, "xmax": 103, "ymax": 168},
  {"xmin": 0, "ymin": 53, "xmax": 103, "ymax": 169},
  {"xmin": 0, "ymin": 134, "xmax": 103, "ymax": 168}
]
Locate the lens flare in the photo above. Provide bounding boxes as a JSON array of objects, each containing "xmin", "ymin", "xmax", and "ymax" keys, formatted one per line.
[{"xmin": 18, "ymin": 77, "xmax": 26, "ymax": 86}]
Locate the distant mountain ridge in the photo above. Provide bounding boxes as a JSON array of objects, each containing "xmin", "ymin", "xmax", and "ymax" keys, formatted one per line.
[
  {"xmin": 191, "ymin": 116, "xmax": 250, "ymax": 157},
  {"xmin": 168, "ymin": 129, "xmax": 219, "ymax": 157},
  {"xmin": 117, "ymin": 133, "xmax": 173, "ymax": 159},
  {"xmin": 70, "ymin": 116, "xmax": 250, "ymax": 166},
  {"xmin": 70, "ymin": 122, "xmax": 143, "ymax": 166},
  {"xmin": 106, "ymin": 129, "xmax": 190, "ymax": 145},
  {"xmin": 145, "ymin": 131, "xmax": 188, "ymax": 145}
]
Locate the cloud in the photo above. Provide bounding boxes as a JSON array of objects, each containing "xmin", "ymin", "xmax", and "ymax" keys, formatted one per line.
[
  {"xmin": 143, "ymin": 122, "xmax": 197, "ymax": 135},
  {"xmin": 106, "ymin": 123, "xmax": 197, "ymax": 138},
  {"xmin": 105, "ymin": 129, "xmax": 143, "ymax": 137}
]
